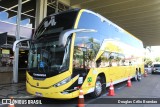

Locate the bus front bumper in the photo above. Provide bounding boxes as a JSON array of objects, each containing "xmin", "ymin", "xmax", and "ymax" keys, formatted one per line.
[{"xmin": 26, "ymin": 82, "xmax": 80, "ymax": 99}]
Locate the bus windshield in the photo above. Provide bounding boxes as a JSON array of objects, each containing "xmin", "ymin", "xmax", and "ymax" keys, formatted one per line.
[
  {"xmin": 28, "ymin": 10, "xmax": 79, "ymax": 73},
  {"xmin": 28, "ymin": 38, "xmax": 71, "ymax": 72}
]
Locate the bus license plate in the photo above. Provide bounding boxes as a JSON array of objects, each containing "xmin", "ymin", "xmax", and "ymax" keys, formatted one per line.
[{"xmin": 35, "ymin": 92, "xmax": 43, "ymax": 97}]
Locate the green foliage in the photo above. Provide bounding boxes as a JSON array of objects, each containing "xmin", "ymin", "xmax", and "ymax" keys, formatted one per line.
[
  {"xmin": 155, "ymin": 57, "xmax": 160, "ymax": 62},
  {"xmin": 144, "ymin": 58, "xmax": 152, "ymax": 66}
]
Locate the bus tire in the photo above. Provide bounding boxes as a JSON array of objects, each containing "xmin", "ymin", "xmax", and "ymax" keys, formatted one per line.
[
  {"xmin": 133, "ymin": 71, "xmax": 141, "ymax": 81},
  {"xmin": 137, "ymin": 71, "xmax": 142, "ymax": 81},
  {"xmin": 133, "ymin": 71, "xmax": 138, "ymax": 81},
  {"xmin": 90, "ymin": 76, "xmax": 105, "ymax": 98}
]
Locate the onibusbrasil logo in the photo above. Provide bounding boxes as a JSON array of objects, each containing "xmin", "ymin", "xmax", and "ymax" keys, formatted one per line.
[{"xmin": 2, "ymin": 97, "xmax": 42, "ymax": 105}]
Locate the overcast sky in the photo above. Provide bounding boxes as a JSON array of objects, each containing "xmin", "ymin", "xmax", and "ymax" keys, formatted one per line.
[{"xmin": 151, "ymin": 46, "xmax": 160, "ymax": 58}]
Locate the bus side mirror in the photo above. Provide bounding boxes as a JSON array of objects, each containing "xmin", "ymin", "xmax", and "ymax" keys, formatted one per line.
[
  {"xmin": 58, "ymin": 29, "xmax": 97, "ymax": 47},
  {"xmin": 13, "ymin": 39, "xmax": 30, "ymax": 52}
]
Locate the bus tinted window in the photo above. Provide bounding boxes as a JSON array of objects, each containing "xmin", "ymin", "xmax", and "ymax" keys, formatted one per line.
[
  {"xmin": 74, "ymin": 32, "xmax": 101, "ymax": 69},
  {"xmin": 78, "ymin": 12, "xmax": 108, "ymax": 38},
  {"xmin": 78, "ymin": 12, "xmax": 143, "ymax": 49},
  {"xmin": 33, "ymin": 11, "xmax": 79, "ymax": 40}
]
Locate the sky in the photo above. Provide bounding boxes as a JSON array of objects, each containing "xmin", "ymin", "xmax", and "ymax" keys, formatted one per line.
[
  {"xmin": 151, "ymin": 46, "xmax": 160, "ymax": 58},
  {"xmin": 0, "ymin": 11, "xmax": 32, "ymax": 27},
  {"xmin": 0, "ymin": 11, "xmax": 33, "ymax": 38},
  {"xmin": 145, "ymin": 46, "xmax": 160, "ymax": 59}
]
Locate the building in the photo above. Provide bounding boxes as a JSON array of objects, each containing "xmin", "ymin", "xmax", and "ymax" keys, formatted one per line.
[{"xmin": 0, "ymin": 0, "xmax": 70, "ymax": 84}]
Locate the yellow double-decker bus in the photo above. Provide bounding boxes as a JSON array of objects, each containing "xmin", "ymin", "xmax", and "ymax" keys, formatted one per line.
[{"xmin": 14, "ymin": 9, "xmax": 144, "ymax": 99}]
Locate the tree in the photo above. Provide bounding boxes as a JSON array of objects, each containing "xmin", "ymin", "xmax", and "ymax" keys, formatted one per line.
[
  {"xmin": 155, "ymin": 57, "xmax": 160, "ymax": 62},
  {"xmin": 144, "ymin": 58, "xmax": 153, "ymax": 66},
  {"xmin": 87, "ymin": 37, "xmax": 100, "ymax": 61}
]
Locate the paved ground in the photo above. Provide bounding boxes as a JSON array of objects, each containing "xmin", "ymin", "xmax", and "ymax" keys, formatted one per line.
[
  {"xmin": 0, "ymin": 74, "xmax": 160, "ymax": 107},
  {"xmin": 0, "ymin": 83, "xmax": 33, "ymax": 98},
  {"xmin": 86, "ymin": 74, "xmax": 160, "ymax": 107}
]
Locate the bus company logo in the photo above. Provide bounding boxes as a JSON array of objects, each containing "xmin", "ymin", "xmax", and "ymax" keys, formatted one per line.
[
  {"xmin": 44, "ymin": 16, "xmax": 56, "ymax": 28},
  {"xmin": 33, "ymin": 73, "xmax": 46, "ymax": 77},
  {"xmin": 2, "ymin": 99, "xmax": 11, "ymax": 104}
]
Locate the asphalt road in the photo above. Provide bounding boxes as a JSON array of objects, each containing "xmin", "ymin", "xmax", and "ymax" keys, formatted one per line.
[{"xmin": 1, "ymin": 74, "xmax": 160, "ymax": 107}]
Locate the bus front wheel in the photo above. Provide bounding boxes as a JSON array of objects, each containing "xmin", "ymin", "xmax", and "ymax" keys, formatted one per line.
[{"xmin": 90, "ymin": 76, "xmax": 105, "ymax": 98}]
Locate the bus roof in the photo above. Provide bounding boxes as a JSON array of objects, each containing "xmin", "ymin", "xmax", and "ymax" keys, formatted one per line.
[{"xmin": 49, "ymin": 8, "xmax": 80, "ymax": 18}]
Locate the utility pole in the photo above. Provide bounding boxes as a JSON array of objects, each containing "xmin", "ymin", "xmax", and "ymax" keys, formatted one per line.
[
  {"xmin": 55, "ymin": 0, "xmax": 59, "ymax": 13},
  {"xmin": 13, "ymin": 0, "xmax": 22, "ymax": 83},
  {"xmin": 35, "ymin": 0, "xmax": 47, "ymax": 28}
]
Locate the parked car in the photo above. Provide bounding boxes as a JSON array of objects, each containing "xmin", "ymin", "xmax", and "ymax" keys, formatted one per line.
[
  {"xmin": 152, "ymin": 63, "xmax": 160, "ymax": 74},
  {"xmin": 144, "ymin": 65, "xmax": 152, "ymax": 74}
]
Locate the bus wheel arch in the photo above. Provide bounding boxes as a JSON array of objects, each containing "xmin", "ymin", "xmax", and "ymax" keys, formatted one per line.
[
  {"xmin": 98, "ymin": 73, "xmax": 106, "ymax": 85},
  {"xmin": 90, "ymin": 73, "xmax": 106, "ymax": 98}
]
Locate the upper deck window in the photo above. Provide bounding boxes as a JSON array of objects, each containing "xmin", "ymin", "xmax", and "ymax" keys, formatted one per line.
[
  {"xmin": 77, "ymin": 11, "xmax": 143, "ymax": 49},
  {"xmin": 33, "ymin": 10, "xmax": 79, "ymax": 40}
]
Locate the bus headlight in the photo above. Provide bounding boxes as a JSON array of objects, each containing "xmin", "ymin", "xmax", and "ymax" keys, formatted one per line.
[{"xmin": 54, "ymin": 76, "xmax": 71, "ymax": 87}]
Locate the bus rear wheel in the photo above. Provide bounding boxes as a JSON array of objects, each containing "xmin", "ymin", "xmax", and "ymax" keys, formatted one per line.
[
  {"xmin": 133, "ymin": 71, "xmax": 141, "ymax": 81},
  {"xmin": 90, "ymin": 76, "xmax": 105, "ymax": 98},
  {"xmin": 137, "ymin": 71, "xmax": 142, "ymax": 81}
]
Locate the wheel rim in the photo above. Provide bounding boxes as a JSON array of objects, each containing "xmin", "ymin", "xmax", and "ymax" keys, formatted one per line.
[
  {"xmin": 137, "ymin": 72, "xmax": 141, "ymax": 80},
  {"xmin": 135, "ymin": 73, "xmax": 138, "ymax": 80},
  {"xmin": 95, "ymin": 80, "xmax": 102, "ymax": 96}
]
